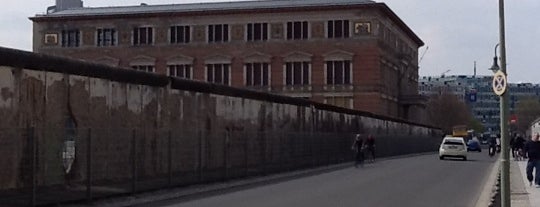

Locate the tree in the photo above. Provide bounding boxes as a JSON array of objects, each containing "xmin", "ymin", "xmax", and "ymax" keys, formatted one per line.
[
  {"xmin": 426, "ymin": 90, "xmax": 475, "ymax": 134},
  {"xmin": 515, "ymin": 97, "xmax": 540, "ymax": 134},
  {"xmin": 468, "ymin": 118, "xmax": 485, "ymax": 133}
]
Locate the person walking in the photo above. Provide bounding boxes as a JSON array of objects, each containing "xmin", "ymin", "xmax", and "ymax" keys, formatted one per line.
[
  {"xmin": 524, "ymin": 133, "xmax": 540, "ymax": 187},
  {"xmin": 514, "ymin": 134, "xmax": 526, "ymax": 160},
  {"xmin": 351, "ymin": 134, "xmax": 364, "ymax": 168},
  {"xmin": 510, "ymin": 136, "xmax": 516, "ymax": 158}
]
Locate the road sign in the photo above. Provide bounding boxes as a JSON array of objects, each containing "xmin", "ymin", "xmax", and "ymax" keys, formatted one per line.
[
  {"xmin": 467, "ymin": 89, "xmax": 477, "ymax": 102},
  {"xmin": 492, "ymin": 70, "xmax": 507, "ymax": 96}
]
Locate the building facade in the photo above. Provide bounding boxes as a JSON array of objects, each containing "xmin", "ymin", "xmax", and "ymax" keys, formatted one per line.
[
  {"xmin": 419, "ymin": 75, "xmax": 540, "ymax": 133},
  {"xmin": 31, "ymin": 0, "xmax": 426, "ymax": 123}
]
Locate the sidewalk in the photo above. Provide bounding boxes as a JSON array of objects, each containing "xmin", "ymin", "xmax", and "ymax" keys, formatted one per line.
[{"xmin": 511, "ymin": 160, "xmax": 540, "ymax": 207}]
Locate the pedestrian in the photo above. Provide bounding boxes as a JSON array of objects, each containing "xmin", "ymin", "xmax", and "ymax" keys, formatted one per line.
[
  {"xmin": 510, "ymin": 136, "xmax": 516, "ymax": 158},
  {"xmin": 365, "ymin": 134, "xmax": 376, "ymax": 163},
  {"xmin": 514, "ymin": 134, "xmax": 526, "ymax": 160},
  {"xmin": 524, "ymin": 133, "xmax": 540, "ymax": 187},
  {"xmin": 497, "ymin": 134, "xmax": 501, "ymax": 152},
  {"xmin": 351, "ymin": 134, "xmax": 364, "ymax": 168}
]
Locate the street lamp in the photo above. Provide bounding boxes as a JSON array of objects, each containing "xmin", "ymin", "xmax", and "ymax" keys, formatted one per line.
[
  {"xmin": 492, "ymin": 1, "xmax": 510, "ymax": 206},
  {"xmin": 489, "ymin": 43, "xmax": 500, "ymax": 73}
]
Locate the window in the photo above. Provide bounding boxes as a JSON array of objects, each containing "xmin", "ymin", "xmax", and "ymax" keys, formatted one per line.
[
  {"xmin": 286, "ymin": 21, "xmax": 308, "ymax": 40},
  {"xmin": 325, "ymin": 96, "xmax": 353, "ymax": 109},
  {"xmin": 328, "ymin": 20, "xmax": 350, "ymax": 38},
  {"xmin": 170, "ymin": 26, "xmax": 191, "ymax": 44},
  {"xmin": 133, "ymin": 27, "xmax": 153, "ymax": 45},
  {"xmin": 285, "ymin": 62, "xmax": 310, "ymax": 85},
  {"xmin": 168, "ymin": 64, "xmax": 192, "ymax": 79},
  {"xmin": 61, "ymin": 29, "xmax": 80, "ymax": 47},
  {"xmin": 245, "ymin": 63, "xmax": 269, "ymax": 86},
  {"xmin": 132, "ymin": 65, "xmax": 154, "ymax": 73},
  {"xmin": 208, "ymin": 24, "xmax": 229, "ymax": 43},
  {"xmin": 326, "ymin": 60, "xmax": 351, "ymax": 84},
  {"xmin": 207, "ymin": 64, "xmax": 230, "ymax": 85},
  {"xmin": 97, "ymin": 28, "xmax": 116, "ymax": 46},
  {"xmin": 247, "ymin": 23, "xmax": 268, "ymax": 42}
]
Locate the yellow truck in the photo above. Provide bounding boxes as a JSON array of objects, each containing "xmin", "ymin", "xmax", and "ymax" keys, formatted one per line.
[{"xmin": 452, "ymin": 125, "xmax": 468, "ymax": 137}]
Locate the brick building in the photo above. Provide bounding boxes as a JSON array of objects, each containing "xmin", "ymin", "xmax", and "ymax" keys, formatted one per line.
[{"xmin": 30, "ymin": 0, "xmax": 426, "ymax": 123}]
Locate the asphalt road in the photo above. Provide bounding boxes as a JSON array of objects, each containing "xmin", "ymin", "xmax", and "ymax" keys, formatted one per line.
[{"xmin": 147, "ymin": 152, "xmax": 496, "ymax": 207}]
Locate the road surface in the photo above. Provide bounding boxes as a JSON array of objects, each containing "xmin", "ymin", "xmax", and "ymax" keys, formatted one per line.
[{"xmin": 144, "ymin": 152, "xmax": 496, "ymax": 207}]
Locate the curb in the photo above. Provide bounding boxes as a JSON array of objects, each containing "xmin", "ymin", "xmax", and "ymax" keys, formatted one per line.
[{"xmin": 475, "ymin": 159, "xmax": 501, "ymax": 207}]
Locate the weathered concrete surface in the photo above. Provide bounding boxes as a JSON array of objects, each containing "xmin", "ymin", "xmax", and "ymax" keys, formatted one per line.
[{"xmin": 0, "ymin": 47, "xmax": 442, "ymax": 192}]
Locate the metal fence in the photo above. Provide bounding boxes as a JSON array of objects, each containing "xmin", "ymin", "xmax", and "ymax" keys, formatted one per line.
[{"xmin": 0, "ymin": 127, "xmax": 439, "ymax": 206}]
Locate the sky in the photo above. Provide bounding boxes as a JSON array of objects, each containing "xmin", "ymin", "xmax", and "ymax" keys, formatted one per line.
[{"xmin": 0, "ymin": 0, "xmax": 538, "ymax": 83}]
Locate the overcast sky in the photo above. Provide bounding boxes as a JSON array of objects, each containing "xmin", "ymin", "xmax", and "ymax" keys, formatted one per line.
[{"xmin": 1, "ymin": 0, "xmax": 537, "ymax": 83}]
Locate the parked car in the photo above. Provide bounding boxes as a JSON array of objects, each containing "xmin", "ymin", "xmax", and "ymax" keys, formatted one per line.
[
  {"xmin": 467, "ymin": 139, "xmax": 482, "ymax": 152},
  {"xmin": 439, "ymin": 136, "xmax": 467, "ymax": 161}
]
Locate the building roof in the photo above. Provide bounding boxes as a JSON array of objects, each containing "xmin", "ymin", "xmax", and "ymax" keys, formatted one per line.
[
  {"xmin": 38, "ymin": 0, "xmax": 375, "ymax": 17},
  {"xmin": 30, "ymin": 0, "xmax": 423, "ymax": 46}
]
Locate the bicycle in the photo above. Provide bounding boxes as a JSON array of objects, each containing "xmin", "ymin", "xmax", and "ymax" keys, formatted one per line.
[{"xmin": 364, "ymin": 146, "xmax": 375, "ymax": 163}]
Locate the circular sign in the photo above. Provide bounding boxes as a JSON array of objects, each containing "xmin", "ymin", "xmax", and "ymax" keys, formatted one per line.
[{"xmin": 492, "ymin": 70, "xmax": 507, "ymax": 96}]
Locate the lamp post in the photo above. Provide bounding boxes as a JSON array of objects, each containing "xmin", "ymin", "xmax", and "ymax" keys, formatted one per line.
[
  {"xmin": 490, "ymin": 0, "xmax": 510, "ymax": 206},
  {"xmin": 489, "ymin": 44, "xmax": 500, "ymax": 73}
]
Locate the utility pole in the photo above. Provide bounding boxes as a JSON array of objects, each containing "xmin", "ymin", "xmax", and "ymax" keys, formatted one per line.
[
  {"xmin": 473, "ymin": 61, "xmax": 477, "ymax": 77},
  {"xmin": 498, "ymin": 0, "xmax": 510, "ymax": 206}
]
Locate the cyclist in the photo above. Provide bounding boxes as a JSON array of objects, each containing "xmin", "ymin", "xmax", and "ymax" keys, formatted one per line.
[
  {"xmin": 488, "ymin": 135, "xmax": 497, "ymax": 157},
  {"xmin": 365, "ymin": 134, "xmax": 375, "ymax": 163}
]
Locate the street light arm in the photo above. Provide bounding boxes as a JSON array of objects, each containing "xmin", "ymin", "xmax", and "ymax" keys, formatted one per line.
[{"xmin": 490, "ymin": 43, "xmax": 501, "ymax": 73}]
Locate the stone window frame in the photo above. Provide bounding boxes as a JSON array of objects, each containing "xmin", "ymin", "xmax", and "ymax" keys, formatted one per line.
[
  {"xmin": 246, "ymin": 22, "xmax": 269, "ymax": 42},
  {"xmin": 129, "ymin": 55, "xmax": 156, "ymax": 73},
  {"xmin": 204, "ymin": 54, "xmax": 232, "ymax": 85},
  {"xmin": 95, "ymin": 56, "xmax": 120, "ymax": 67},
  {"xmin": 285, "ymin": 21, "xmax": 310, "ymax": 40},
  {"xmin": 207, "ymin": 24, "xmax": 230, "ymax": 43},
  {"xmin": 169, "ymin": 25, "xmax": 191, "ymax": 44},
  {"xmin": 61, "ymin": 29, "xmax": 81, "ymax": 47},
  {"xmin": 323, "ymin": 50, "xmax": 354, "ymax": 85},
  {"xmin": 327, "ymin": 20, "xmax": 351, "ymax": 39},
  {"xmin": 132, "ymin": 26, "xmax": 154, "ymax": 46},
  {"xmin": 323, "ymin": 96, "xmax": 354, "ymax": 109},
  {"xmin": 283, "ymin": 51, "xmax": 313, "ymax": 86},
  {"xmin": 243, "ymin": 52, "xmax": 272, "ymax": 87},
  {"xmin": 96, "ymin": 28, "xmax": 117, "ymax": 47},
  {"xmin": 167, "ymin": 55, "xmax": 194, "ymax": 79}
]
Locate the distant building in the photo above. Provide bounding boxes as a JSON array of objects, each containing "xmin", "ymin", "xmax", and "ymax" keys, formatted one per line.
[
  {"xmin": 30, "ymin": 0, "xmax": 427, "ymax": 123},
  {"xmin": 419, "ymin": 75, "xmax": 540, "ymax": 133}
]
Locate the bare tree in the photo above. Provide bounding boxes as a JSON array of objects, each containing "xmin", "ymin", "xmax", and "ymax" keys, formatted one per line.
[
  {"xmin": 426, "ymin": 90, "xmax": 475, "ymax": 134},
  {"xmin": 515, "ymin": 97, "xmax": 540, "ymax": 134}
]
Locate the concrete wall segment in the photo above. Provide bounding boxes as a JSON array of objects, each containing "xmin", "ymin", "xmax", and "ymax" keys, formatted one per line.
[
  {"xmin": 0, "ymin": 47, "xmax": 441, "ymax": 191},
  {"xmin": 0, "ymin": 47, "xmax": 169, "ymax": 87},
  {"xmin": 0, "ymin": 67, "xmax": 15, "ymax": 109}
]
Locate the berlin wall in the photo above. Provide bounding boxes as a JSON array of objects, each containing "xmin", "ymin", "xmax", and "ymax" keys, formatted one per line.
[{"xmin": 0, "ymin": 47, "xmax": 442, "ymax": 203}]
